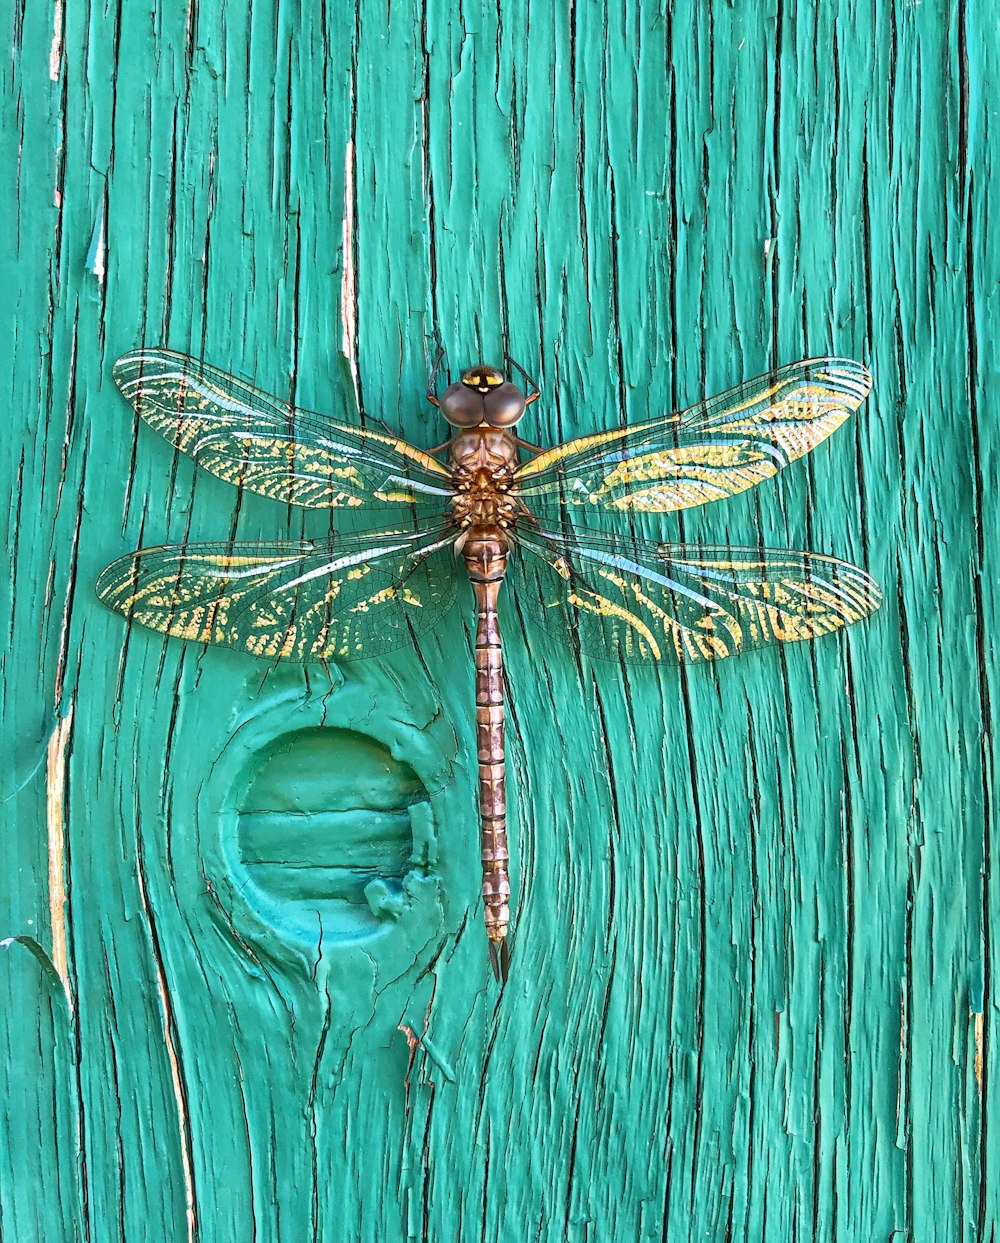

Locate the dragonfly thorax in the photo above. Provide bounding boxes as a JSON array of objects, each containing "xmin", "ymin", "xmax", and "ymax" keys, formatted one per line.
[{"xmin": 449, "ymin": 428, "xmax": 524, "ymax": 532}]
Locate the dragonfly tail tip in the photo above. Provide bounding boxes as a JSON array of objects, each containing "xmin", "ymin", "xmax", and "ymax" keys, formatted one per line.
[{"xmin": 488, "ymin": 939, "xmax": 510, "ymax": 985}]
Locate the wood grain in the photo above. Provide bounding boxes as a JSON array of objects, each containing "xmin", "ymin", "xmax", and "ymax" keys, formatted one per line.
[{"xmin": 1, "ymin": 1, "xmax": 996, "ymax": 1239}]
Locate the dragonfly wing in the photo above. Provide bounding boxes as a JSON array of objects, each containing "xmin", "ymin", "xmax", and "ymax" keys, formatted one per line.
[
  {"xmin": 97, "ymin": 523, "xmax": 459, "ymax": 661},
  {"xmin": 509, "ymin": 525, "xmax": 881, "ymax": 665},
  {"xmin": 515, "ymin": 358, "xmax": 871, "ymax": 513},
  {"xmin": 113, "ymin": 349, "xmax": 454, "ymax": 510}
]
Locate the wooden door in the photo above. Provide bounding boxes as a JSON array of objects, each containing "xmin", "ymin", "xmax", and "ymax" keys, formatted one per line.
[{"xmin": 2, "ymin": 2, "xmax": 996, "ymax": 1239}]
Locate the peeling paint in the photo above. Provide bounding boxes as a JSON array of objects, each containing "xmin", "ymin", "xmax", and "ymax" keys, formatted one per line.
[
  {"xmin": 85, "ymin": 212, "xmax": 105, "ymax": 284},
  {"xmin": 974, "ymin": 1011, "xmax": 985, "ymax": 1097},
  {"xmin": 48, "ymin": 0, "xmax": 63, "ymax": 80},
  {"xmin": 340, "ymin": 139, "xmax": 358, "ymax": 400},
  {"xmin": 45, "ymin": 706, "xmax": 73, "ymax": 1009}
]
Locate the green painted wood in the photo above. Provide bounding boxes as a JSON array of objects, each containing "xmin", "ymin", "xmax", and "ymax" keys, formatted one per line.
[{"xmin": 2, "ymin": 1, "xmax": 996, "ymax": 1240}]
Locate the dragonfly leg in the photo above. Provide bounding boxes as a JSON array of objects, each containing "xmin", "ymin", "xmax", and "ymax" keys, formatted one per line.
[
  {"xmin": 504, "ymin": 353, "xmax": 541, "ymax": 406},
  {"xmin": 426, "ymin": 345, "xmax": 447, "ymax": 408},
  {"xmin": 514, "ymin": 436, "xmax": 546, "ymax": 455}
]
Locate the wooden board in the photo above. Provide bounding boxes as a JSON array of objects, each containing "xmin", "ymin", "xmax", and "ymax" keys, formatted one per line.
[{"xmin": 1, "ymin": 1, "xmax": 996, "ymax": 1239}]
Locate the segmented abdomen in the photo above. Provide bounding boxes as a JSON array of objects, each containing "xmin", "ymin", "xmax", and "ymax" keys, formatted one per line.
[{"xmin": 463, "ymin": 530, "xmax": 511, "ymax": 978}]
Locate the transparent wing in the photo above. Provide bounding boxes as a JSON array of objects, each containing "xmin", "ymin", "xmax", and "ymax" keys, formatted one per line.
[
  {"xmin": 113, "ymin": 349, "xmax": 454, "ymax": 510},
  {"xmin": 514, "ymin": 358, "xmax": 872, "ymax": 513},
  {"xmin": 97, "ymin": 523, "xmax": 459, "ymax": 662},
  {"xmin": 508, "ymin": 524, "xmax": 881, "ymax": 665}
]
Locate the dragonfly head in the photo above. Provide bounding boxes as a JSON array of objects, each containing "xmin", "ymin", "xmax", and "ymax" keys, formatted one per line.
[
  {"xmin": 461, "ymin": 364, "xmax": 506, "ymax": 395},
  {"xmin": 439, "ymin": 365, "xmax": 527, "ymax": 429}
]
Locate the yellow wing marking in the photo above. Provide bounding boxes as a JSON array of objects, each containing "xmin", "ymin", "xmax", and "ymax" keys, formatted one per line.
[
  {"xmin": 348, "ymin": 586, "xmax": 423, "ymax": 614},
  {"xmin": 97, "ymin": 527, "xmax": 458, "ymax": 664},
  {"xmin": 593, "ymin": 567, "xmax": 741, "ymax": 660},
  {"xmin": 521, "ymin": 385, "xmax": 854, "ymax": 498},
  {"xmin": 512, "ymin": 527, "xmax": 881, "ymax": 667},
  {"xmin": 516, "ymin": 414, "xmax": 681, "ymax": 480},
  {"xmin": 113, "ymin": 350, "xmax": 455, "ymax": 511},
  {"xmin": 554, "ymin": 587, "xmax": 663, "ymax": 660},
  {"xmin": 594, "ymin": 445, "xmax": 783, "ymax": 511},
  {"xmin": 164, "ymin": 374, "xmax": 451, "ymax": 479},
  {"xmin": 346, "ymin": 430, "xmax": 451, "ymax": 478},
  {"xmin": 514, "ymin": 362, "xmax": 872, "ymax": 514}
]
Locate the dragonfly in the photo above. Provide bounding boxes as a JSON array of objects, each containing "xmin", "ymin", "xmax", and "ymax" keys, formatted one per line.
[{"xmin": 98, "ymin": 348, "xmax": 881, "ymax": 981}]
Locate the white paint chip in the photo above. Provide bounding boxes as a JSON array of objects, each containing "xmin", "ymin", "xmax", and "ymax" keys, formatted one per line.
[
  {"xmin": 340, "ymin": 140, "xmax": 359, "ymax": 401},
  {"xmin": 86, "ymin": 213, "xmax": 106, "ymax": 285},
  {"xmin": 46, "ymin": 705, "xmax": 74, "ymax": 1011},
  {"xmin": 49, "ymin": 0, "xmax": 63, "ymax": 79}
]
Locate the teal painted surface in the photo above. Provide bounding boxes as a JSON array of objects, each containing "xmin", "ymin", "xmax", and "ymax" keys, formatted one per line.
[{"xmin": 1, "ymin": 1, "xmax": 996, "ymax": 1240}]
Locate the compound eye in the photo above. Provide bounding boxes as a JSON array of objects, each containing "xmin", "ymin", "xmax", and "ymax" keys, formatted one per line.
[
  {"xmin": 440, "ymin": 382, "xmax": 484, "ymax": 427},
  {"xmin": 483, "ymin": 383, "xmax": 526, "ymax": 428}
]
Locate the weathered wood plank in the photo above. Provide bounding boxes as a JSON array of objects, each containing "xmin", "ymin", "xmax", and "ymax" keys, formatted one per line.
[{"xmin": 1, "ymin": 0, "xmax": 995, "ymax": 1239}]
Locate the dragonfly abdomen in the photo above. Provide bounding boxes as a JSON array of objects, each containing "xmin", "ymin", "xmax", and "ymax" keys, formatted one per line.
[{"xmin": 463, "ymin": 527, "xmax": 512, "ymax": 982}]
